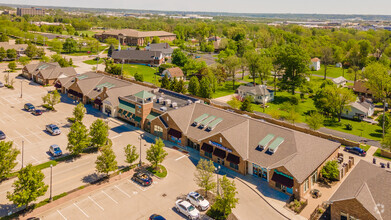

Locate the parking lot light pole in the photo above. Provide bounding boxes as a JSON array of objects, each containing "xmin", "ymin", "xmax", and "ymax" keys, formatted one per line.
[
  {"xmin": 20, "ymin": 80, "xmax": 23, "ymax": 98},
  {"xmin": 215, "ymin": 165, "xmax": 221, "ymax": 196},
  {"xmin": 21, "ymin": 140, "xmax": 24, "ymax": 169},
  {"xmin": 49, "ymin": 164, "xmax": 53, "ymax": 202},
  {"xmin": 138, "ymin": 134, "xmax": 144, "ymax": 167}
]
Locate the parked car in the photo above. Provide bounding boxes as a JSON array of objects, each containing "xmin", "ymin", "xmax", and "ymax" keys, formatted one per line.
[
  {"xmin": 0, "ymin": 130, "xmax": 6, "ymax": 140},
  {"xmin": 49, "ymin": 144, "xmax": 62, "ymax": 157},
  {"xmin": 24, "ymin": 103, "xmax": 35, "ymax": 112},
  {"xmin": 175, "ymin": 199, "xmax": 200, "ymax": 220},
  {"xmin": 0, "ymin": 81, "xmax": 4, "ymax": 87},
  {"xmin": 46, "ymin": 124, "xmax": 61, "ymax": 135},
  {"xmin": 186, "ymin": 192, "xmax": 210, "ymax": 211},
  {"xmin": 149, "ymin": 214, "xmax": 166, "ymax": 220},
  {"xmin": 32, "ymin": 109, "xmax": 43, "ymax": 116},
  {"xmin": 131, "ymin": 172, "xmax": 153, "ymax": 186},
  {"xmin": 345, "ymin": 146, "xmax": 366, "ymax": 156}
]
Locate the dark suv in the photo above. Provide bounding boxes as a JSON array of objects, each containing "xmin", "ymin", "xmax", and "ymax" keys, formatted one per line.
[
  {"xmin": 132, "ymin": 172, "xmax": 153, "ymax": 186},
  {"xmin": 24, "ymin": 103, "xmax": 35, "ymax": 112},
  {"xmin": 345, "ymin": 146, "xmax": 366, "ymax": 156}
]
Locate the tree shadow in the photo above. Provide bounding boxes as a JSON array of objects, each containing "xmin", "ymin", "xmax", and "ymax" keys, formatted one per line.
[
  {"xmin": 271, "ymin": 95, "xmax": 291, "ymax": 105},
  {"xmin": 82, "ymin": 173, "xmax": 101, "ymax": 184},
  {"xmin": 369, "ymin": 133, "xmax": 382, "ymax": 138}
]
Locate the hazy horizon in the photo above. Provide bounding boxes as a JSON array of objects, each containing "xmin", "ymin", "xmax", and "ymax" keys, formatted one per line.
[{"xmin": 1, "ymin": 0, "xmax": 391, "ymax": 15}]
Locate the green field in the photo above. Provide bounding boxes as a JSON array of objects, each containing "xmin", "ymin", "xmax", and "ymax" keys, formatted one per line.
[
  {"xmin": 83, "ymin": 59, "xmax": 103, "ymax": 65},
  {"xmin": 212, "ymin": 81, "xmax": 244, "ymax": 98},
  {"xmin": 119, "ymin": 64, "xmax": 160, "ymax": 85},
  {"xmin": 308, "ymin": 65, "xmax": 359, "ymax": 81}
]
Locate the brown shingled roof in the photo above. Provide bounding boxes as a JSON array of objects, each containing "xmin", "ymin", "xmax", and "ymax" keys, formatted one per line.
[
  {"xmin": 100, "ymin": 29, "xmax": 176, "ymax": 38},
  {"xmin": 166, "ymin": 67, "xmax": 184, "ymax": 78}
]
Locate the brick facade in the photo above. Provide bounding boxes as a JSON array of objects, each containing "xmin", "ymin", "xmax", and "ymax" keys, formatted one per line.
[{"xmin": 330, "ymin": 199, "xmax": 376, "ymax": 220}]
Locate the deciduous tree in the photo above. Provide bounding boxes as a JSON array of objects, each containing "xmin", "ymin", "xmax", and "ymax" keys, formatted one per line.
[
  {"xmin": 223, "ymin": 55, "xmax": 240, "ymax": 90},
  {"xmin": 124, "ymin": 144, "xmax": 139, "ymax": 166},
  {"xmin": 240, "ymin": 96, "xmax": 253, "ymax": 112},
  {"xmin": 321, "ymin": 160, "xmax": 339, "ymax": 181},
  {"xmin": 146, "ymin": 138, "xmax": 168, "ymax": 170},
  {"xmin": 194, "ymin": 159, "xmax": 216, "ymax": 198},
  {"xmin": 188, "ymin": 76, "xmax": 200, "ymax": 96},
  {"xmin": 0, "ymin": 141, "xmax": 20, "ymax": 181},
  {"xmin": 95, "ymin": 142, "xmax": 117, "ymax": 176},
  {"xmin": 67, "ymin": 121, "xmax": 90, "ymax": 155},
  {"xmin": 73, "ymin": 102, "xmax": 86, "ymax": 123},
  {"xmin": 89, "ymin": 119, "xmax": 109, "ymax": 149},
  {"xmin": 306, "ymin": 111, "xmax": 324, "ymax": 130},
  {"xmin": 42, "ymin": 89, "xmax": 61, "ymax": 110}
]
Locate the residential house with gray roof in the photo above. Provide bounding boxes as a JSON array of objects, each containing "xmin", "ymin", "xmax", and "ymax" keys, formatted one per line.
[
  {"xmin": 237, "ymin": 84, "xmax": 274, "ymax": 104},
  {"xmin": 111, "ymin": 50, "xmax": 164, "ymax": 66}
]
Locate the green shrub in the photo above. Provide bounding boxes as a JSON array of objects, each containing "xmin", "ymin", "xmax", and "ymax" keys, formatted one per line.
[
  {"xmin": 42, "ymin": 104, "xmax": 54, "ymax": 110},
  {"xmin": 289, "ymin": 96, "xmax": 299, "ymax": 105},
  {"xmin": 345, "ymin": 123, "xmax": 353, "ymax": 130}
]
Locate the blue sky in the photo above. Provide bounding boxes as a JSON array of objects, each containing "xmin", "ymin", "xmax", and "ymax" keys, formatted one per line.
[{"xmin": 2, "ymin": 0, "xmax": 391, "ymax": 15}]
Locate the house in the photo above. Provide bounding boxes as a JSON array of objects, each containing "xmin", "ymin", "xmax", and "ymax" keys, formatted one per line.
[
  {"xmin": 0, "ymin": 42, "xmax": 28, "ymax": 56},
  {"xmin": 94, "ymin": 29, "xmax": 176, "ymax": 46},
  {"xmin": 352, "ymin": 80, "xmax": 373, "ymax": 98},
  {"xmin": 329, "ymin": 160, "xmax": 391, "ymax": 220},
  {"xmin": 145, "ymin": 43, "xmax": 173, "ymax": 58},
  {"xmin": 148, "ymin": 103, "xmax": 340, "ymax": 199},
  {"xmin": 310, "ymin": 58, "xmax": 321, "ymax": 71},
  {"xmin": 111, "ymin": 50, "xmax": 164, "ymax": 66},
  {"xmin": 22, "ymin": 62, "xmax": 77, "ymax": 85},
  {"xmin": 237, "ymin": 84, "xmax": 274, "ymax": 104},
  {"xmin": 341, "ymin": 99, "xmax": 374, "ymax": 121},
  {"xmin": 161, "ymin": 67, "xmax": 184, "ymax": 80},
  {"xmin": 332, "ymin": 76, "xmax": 348, "ymax": 87},
  {"xmin": 336, "ymin": 62, "xmax": 343, "ymax": 68}
]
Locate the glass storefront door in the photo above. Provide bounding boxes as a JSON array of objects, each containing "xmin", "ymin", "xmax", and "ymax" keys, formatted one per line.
[{"xmin": 252, "ymin": 164, "xmax": 268, "ymax": 181}]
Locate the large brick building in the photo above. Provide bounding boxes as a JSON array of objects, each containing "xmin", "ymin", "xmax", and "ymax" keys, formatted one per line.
[
  {"xmin": 94, "ymin": 29, "xmax": 176, "ymax": 46},
  {"xmin": 17, "ymin": 7, "xmax": 46, "ymax": 16}
]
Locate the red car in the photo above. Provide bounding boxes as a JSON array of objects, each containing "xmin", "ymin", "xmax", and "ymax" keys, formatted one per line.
[{"xmin": 32, "ymin": 109, "xmax": 43, "ymax": 116}]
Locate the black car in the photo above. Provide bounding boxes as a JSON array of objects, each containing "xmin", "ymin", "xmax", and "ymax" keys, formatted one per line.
[
  {"xmin": 345, "ymin": 146, "xmax": 366, "ymax": 156},
  {"xmin": 132, "ymin": 172, "xmax": 153, "ymax": 186},
  {"xmin": 24, "ymin": 103, "xmax": 35, "ymax": 112},
  {"xmin": 149, "ymin": 214, "xmax": 166, "ymax": 220},
  {"xmin": 0, "ymin": 130, "xmax": 5, "ymax": 140}
]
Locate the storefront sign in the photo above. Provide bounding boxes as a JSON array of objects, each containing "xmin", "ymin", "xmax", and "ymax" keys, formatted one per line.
[
  {"xmin": 274, "ymin": 170, "xmax": 293, "ymax": 180},
  {"xmin": 209, "ymin": 141, "xmax": 232, "ymax": 153}
]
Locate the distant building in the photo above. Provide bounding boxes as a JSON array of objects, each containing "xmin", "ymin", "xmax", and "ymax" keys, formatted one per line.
[
  {"xmin": 332, "ymin": 76, "xmax": 348, "ymax": 87},
  {"xmin": 17, "ymin": 7, "xmax": 45, "ymax": 16},
  {"xmin": 145, "ymin": 43, "xmax": 173, "ymax": 58},
  {"xmin": 111, "ymin": 50, "xmax": 164, "ymax": 66},
  {"xmin": 351, "ymin": 80, "xmax": 373, "ymax": 98},
  {"xmin": 237, "ymin": 84, "xmax": 274, "ymax": 104},
  {"xmin": 162, "ymin": 67, "xmax": 184, "ymax": 80},
  {"xmin": 341, "ymin": 99, "xmax": 374, "ymax": 121},
  {"xmin": 310, "ymin": 58, "xmax": 321, "ymax": 71},
  {"xmin": 94, "ymin": 29, "xmax": 176, "ymax": 46}
]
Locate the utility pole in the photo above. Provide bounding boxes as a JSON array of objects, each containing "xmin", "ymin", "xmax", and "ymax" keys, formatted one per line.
[
  {"xmin": 20, "ymin": 80, "xmax": 23, "ymax": 98},
  {"xmin": 49, "ymin": 164, "xmax": 53, "ymax": 201},
  {"xmin": 138, "ymin": 134, "xmax": 144, "ymax": 167}
]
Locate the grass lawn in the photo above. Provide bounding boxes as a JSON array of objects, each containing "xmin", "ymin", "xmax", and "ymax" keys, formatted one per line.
[
  {"xmin": 146, "ymin": 165, "xmax": 167, "ymax": 178},
  {"xmin": 373, "ymin": 149, "xmax": 391, "ymax": 161},
  {"xmin": 59, "ymin": 30, "xmax": 98, "ymax": 37},
  {"xmin": 83, "ymin": 59, "xmax": 103, "ymax": 65},
  {"xmin": 323, "ymin": 119, "xmax": 382, "ymax": 141},
  {"xmin": 308, "ymin": 65, "xmax": 359, "ymax": 81},
  {"xmin": 212, "ymin": 81, "xmax": 244, "ymax": 98},
  {"xmin": 120, "ymin": 64, "xmax": 160, "ymax": 85}
]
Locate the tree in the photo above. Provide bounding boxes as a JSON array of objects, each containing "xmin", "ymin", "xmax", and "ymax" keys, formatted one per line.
[
  {"xmin": 95, "ymin": 143, "xmax": 117, "ymax": 176},
  {"xmin": 0, "ymin": 47, "xmax": 6, "ymax": 61},
  {"xmin": 89, "ymin": 119, "xmax": 109, "ymax": 149},
  {"xmin": 321, "ymin": 47, "xmax": 334, "ymax": 80},
  {"xmin": 363, "ymin": 62, "xmax": 391, "ymax": 137},
  {"xmin": 63, "ymin": 38, "xmax": 77, "ymax": 53},
  {"xmin": 245, "ymin": 50, "xmax": 261, "ymax": 86},
  {"xmin": 106, "ymin": 65, "xmax": 122, "ymax": 75},
  {"xmin": 208, "ymin": 175, "xmax": 239, "ymax": 220},
  {"xmin": 146, "ymin": 138, "xmax": 168, "ymax": 170},
  {"xmin": 169, "ymin": 77, "xmax": 178, "ymax": 91},
  {"xmin": 67, "ymin": 121, "xmax": 90, "ymax": 155},
  {"xmin": 223, "ymin": 55, "xmax": 240, "ymax": 90},
  {"xmin": 8, "ymin": 62, "xmax": 16, "ymax": 72},
  {"xmin": 161, "ymin": 74, "xmax": 171, "ymax": 89},
  {"xmin": 306, "ymin": 111, "xmax": 324, "ymax": 130},
  {"xmin": 0, "ymin": 141, "xmax": 20, "ymax": 181},
  {"xmin": 134, "ymin": 72, "xmax": 144, "ymax": 82},
  {"xmin": 285, "ymin": 108, "xmax": 300, "ymax": 124},
  {"xmin": 199, "ymin": 77, "xmax": 213, "ymax": 99},
  {"xmin": 124, "ymin": 144, "xmax": 139, "ymax": 165},
  {"xmin": 188, "ymin": 76, "xmax": 200, "ymax": 96},
  {"xmin": 42, "ymin": 89, "xmax": 61, "ymax": 110},
  {"xmin": 377, "ymin": 113, "xmax": 391, "ymax": 134},
  {"xmin": 152, "ymin": 36, "xmax": 160, "ymax": 44},
  {"xmin": 227, "ymin": 96, "xmax": 242, "ymax": 109},
  {"xmin": 51, "ymin": 38, "xmax": 63, "ymax": 52},
  {"xmin": 104, "ymin": 37, "xmax": 119, "ymax": 46},
  {"xmin": 7, "ymin": 49, "xmax": 17, "ymax": 59},
  {"xmin": 320, "ymin": 160, "xmax": 339, "ymax": 181},
  {"xmin": 107, "ymin": 44, "xmax": 115, "ymax": 57},
  {"xmin": 172, "ymin": 49, "xmax": 188, "ymax": 67},
  {"xmin": 73, "ymin": 102, "xmax": 86, "ymax": 123},
  {"xmin": 7, "ymin": 164, "xmax": 48, "ymax": 207},
  {"xmin": 240, "ymin": 96, "xmax": 253, "ymax": 112},
  {"xmin": 18, "ymin": 56, "xmax": 30, "ymax": 66},
  {"xmin": 194, "ymin": 159, "xmax": 216, "ymax": 198},
  {"xmin": 381, "ymin": 128, "xmax": 391, "ymax": 151},
  {"xmin": 175, "ymin": 79, "xmax": 187, "ymax": 94},
  {"xmin": 0, "ymin": 33, "xmax": 9, "ymax": 42},
  {"xmin": 258, "ymin": 52, "xmax": 273, "ymax": 83},
  {"xmin": 276, "ymin": 44, "xmax": 310, "ymax": 95},
  {"xmin": 25, "ymin": 44, "xmax": 39, "ymax": 58}
]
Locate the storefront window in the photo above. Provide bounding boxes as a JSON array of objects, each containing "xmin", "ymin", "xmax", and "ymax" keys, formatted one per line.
[
  {"xmin": 205, "ymin": 152, "xmax": 212, "ymax": 158},
  {"xmin": 252, "ymin": 164, "xmax": 268, "ymax": 180},
  {"xmin": 340, "ymin": 212, "xmax": 348, "ymax": 220},
  {"xmin": 154, "ymin": 125, "xmax": 163, "ymax": 138},
  {"xmin": 230, "ymin": 162, "xmax": 239, "ymax": 170},
  {"xmin": 304, "ymin": 180, "xmax": 309, "ymax": 192}
]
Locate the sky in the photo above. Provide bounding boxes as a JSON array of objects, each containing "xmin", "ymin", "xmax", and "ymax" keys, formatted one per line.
[{"xmin": 2, "ymin": 0, "xmax": 391, "ymax": 15}]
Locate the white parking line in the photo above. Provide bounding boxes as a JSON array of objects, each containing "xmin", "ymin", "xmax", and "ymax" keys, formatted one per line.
[
  {"xmin": 57, "ymin": 210, "xmax": 67, "ymax": 220},
  {"xmin": 13, "ymin": 130, "xmax": 32, "ymax": 144},
  {"xmin": 3, "ymin": 113, "xmax": 16, "ymax": 121},
  {"xmin": 30, "ymin": 156, "xmax": 40, "ymax": 163},
  {"xmin": 0, "ymin": 117, "xmax": 5, "ymax": 124},
  {"xmin": 26, "ymin": 127, "xmax": 43, "ymax": 141},
  {"xmin": 110, "ymin": 134, "xmax": 122, "ymax": 139},
  {"xmin": 114, "ymin": 185, "xmax": 131, "ymax": 198},
  {"xmin": 54, "ymin": 161, "xmax": 91, "ymax": 177},
  {"xmin": 101, "ymin": 190, "xmax": 119, "ymax": 204},
  {"xmin": 175, "ymin": 155, "xmax": 188, "ymax": 161},
  {"xmin": 127, "ymin": 179, "xmax": 148, "ymax": 191},
  {"xmin": 74, "ymin": 203, "xmax": 89, "ymax": 218},
  {"xmin": 88, "ymin": 196, "xmax": 104, "ymax": 211}
]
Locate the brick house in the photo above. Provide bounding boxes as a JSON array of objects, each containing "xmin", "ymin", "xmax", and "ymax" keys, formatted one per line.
[{"xmin": 94, "ymin": 29, "xmax": 176, "ymax": 46}]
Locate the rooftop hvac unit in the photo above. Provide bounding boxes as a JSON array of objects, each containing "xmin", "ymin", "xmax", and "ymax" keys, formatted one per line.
[
  {"xmin": 187, "ymin": 100, "xmax": 193, "ymax": 105},
  {"xmin": 171, "ymin": 102, "xmax": 177, "ymax": 108},
  {"xmin": 160, "ymin": 106, "xmax": 167, "ymax": 112},
  {"xmin": 195, "ymin": 100, "xmax": 201, "ymax": 103},
  {"xmin": 157, "ymin": 97, "xmax": 164, "ymax": 103},
  {"xmin": 165, "ymin": 99, "xmax": 171, "ymax": 106}
]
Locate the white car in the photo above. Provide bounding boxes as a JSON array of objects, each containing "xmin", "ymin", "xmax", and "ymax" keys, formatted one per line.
[
  {"xmin": 175, "ymin": 199, "xmax": 200, "ymax": 220},
  {"xmin": 186, "ymin": 192, "xmax": 210, "ymax": 211}
]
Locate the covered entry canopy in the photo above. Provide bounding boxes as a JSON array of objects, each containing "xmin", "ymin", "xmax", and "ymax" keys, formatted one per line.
[{"xmin": 271, "ymin": 172, "xmax": 294, "ymax": 188}]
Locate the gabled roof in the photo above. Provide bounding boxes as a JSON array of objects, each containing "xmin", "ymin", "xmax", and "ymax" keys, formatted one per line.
[
  {"xmin": 111, "ymin": 50, "xmax": 162, "ymax": 61},
  {"xmin": 165, "ymin": 67, "xmax": 184, "ymax": 78},
  {"xmin": 332, "ymin": 76, "xmax": 347, "ymax": 84},
  {"xmin": 353, "ymin": 80, "xmax": 373, "ymax": 94},
  {"xmin": 147, "ymin": 43, "xmax": 173, "ymax": 54},
  {"xmin": 311, "ymin": 58, "xmax": 320, "ymax": 62},
  {"xmin": 330, "ymin": 160, "xmax": 391, "ymax": 220},
  {"xmin": 237, "ymin": 85, "xmax": 271, "ymax": 96},
  {"xmin": 133, "ymin": 90, "xmax": 155, "ymax": 100}
]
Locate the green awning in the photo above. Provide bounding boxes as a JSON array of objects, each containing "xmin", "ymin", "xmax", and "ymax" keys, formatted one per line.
[
  {"xmin": 119, "ymin": 99, "xmax": 135, "ymax": 114},
  {"xmin": 258, "ymin": 134, "xmax": 275, "ymax": 147},
  {"xmin": 133, "ymin": 90, "xmax": 155, "ymax": 100},
  {"xmin": 132, "ymin": 115, "xmax": 142, "ymax": 122},
  {"xmin": 146, "ymin": 112, "xmax": 160, "ymax": 121}
]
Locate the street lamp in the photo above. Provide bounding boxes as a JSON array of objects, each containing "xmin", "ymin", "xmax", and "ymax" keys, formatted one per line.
[
  {"xmin": 20, "ymin": 80, "xmax": 23, "ymax": 98},
  {"xmin": 49, "ymin": 164, "xmax": 53, "ymax": 202},
  {"xmin": 138, "ymin": 134, "xmax": 144, "ymax": 167},
  {"xmin": 215, "ymin": 165, "xmax": 221, "ymax": 196}
]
